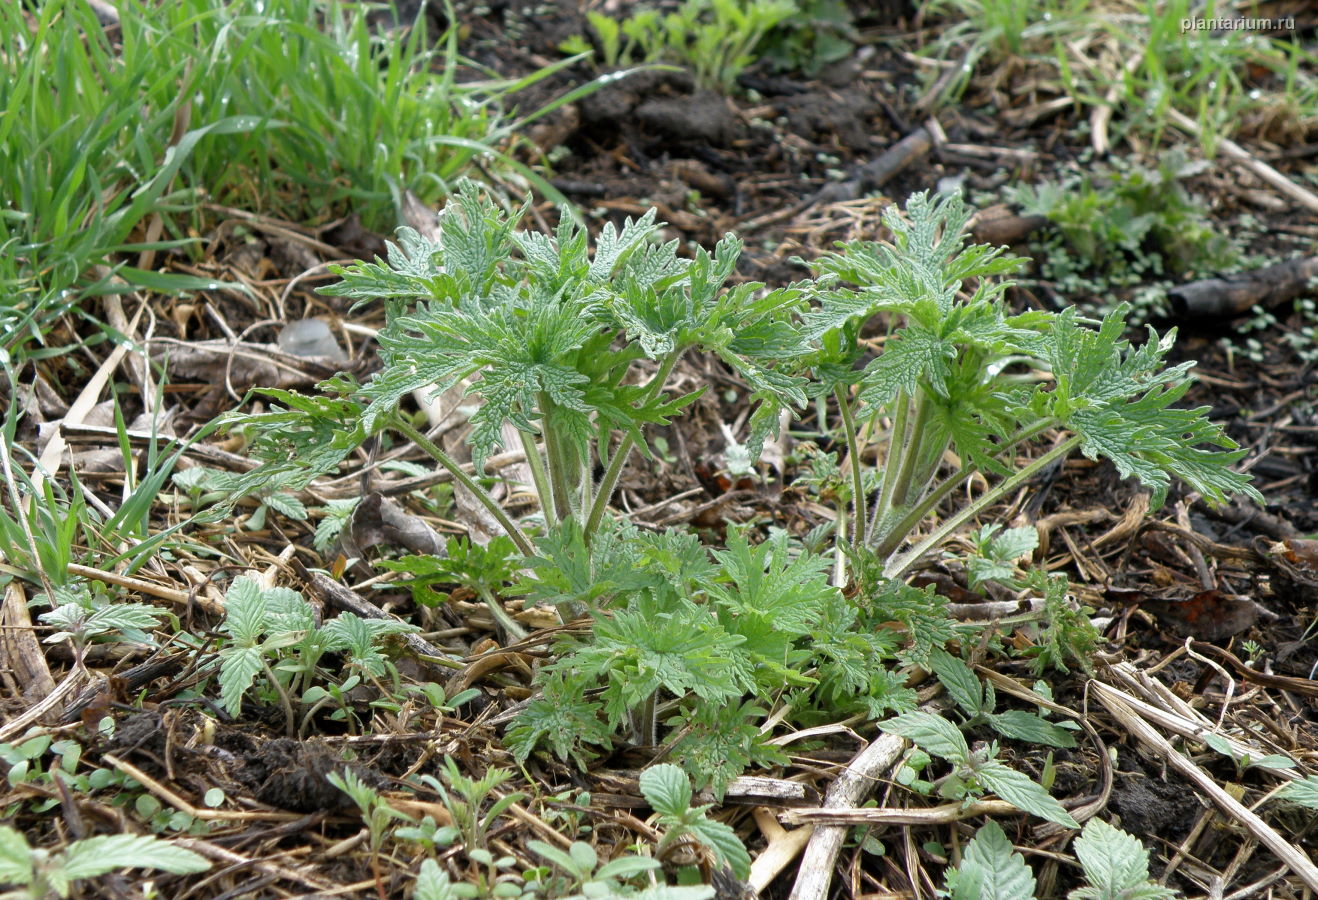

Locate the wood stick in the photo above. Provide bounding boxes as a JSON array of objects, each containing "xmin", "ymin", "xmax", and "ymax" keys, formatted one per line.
[
  {"xmin": 1167, "ymin": 108, "xmax": 1318, "ymax": 214},
  {"xmin": 787, "ymin": 733, "xmax": 905, "ymax": 900},
  {"xmin": 1168, "ymin": 254, "xmax": 1318, "ymax": 318}
]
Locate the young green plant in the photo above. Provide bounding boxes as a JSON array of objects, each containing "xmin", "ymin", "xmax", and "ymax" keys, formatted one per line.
[
  {"xmin": 225, "ymin": 182, "xmax": 807, "ymax": 557},
  {"xmin": 805, "ymin": 191, "xmax": 1260, "ymax": 582}
]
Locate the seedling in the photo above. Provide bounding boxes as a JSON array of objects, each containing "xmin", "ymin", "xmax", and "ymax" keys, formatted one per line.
[
  {"xmin": 570, "ymin": 0, "xmax": 797, "ymax": 92},
  {"xmin": 881, "ymin": 708, "xmax": 1078, "ymax": 827},
  {"xmin": 638, "ymin": 763, "xmax": 751, "ymax": 881},
  {"xmin": 927, "ymin": 649, "xmax": 1077, "ymax": 748},
  {"xmin": 806, "ymin": 191, "xmax": 1259, "ymax": 580},
  {"xmin": 215, "ymin": 575, "xmax": 418, "ymax": 734},
  {"xmin": 0, "ymin": 827, "xmax": 209, "ymax": 900}
]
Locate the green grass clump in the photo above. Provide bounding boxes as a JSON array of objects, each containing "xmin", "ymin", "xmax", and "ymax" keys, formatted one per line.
[
  {"xmin": 0, "ymin": 0, "xmax": 579, "ymax": 358},
  {"xmin": 565, "ymin": 0, "xmax": 797, "ymax": 93}
]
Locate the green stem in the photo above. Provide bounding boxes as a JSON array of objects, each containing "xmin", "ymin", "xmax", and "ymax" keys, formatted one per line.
[
  {"xmin": 833, "ymin": 385, "xmax": 867, "ymax": 549},
  {"xmin": 537, "ymin": 392, "xmax": 577, "ymax": 524},
  {"xmin": 262, "ymin": 657, "xmax": 296, "ymax": 739},
  {"xmin": 872, "ymin": 390, "xmax": 910, "ymax": 525},
  {"xmin": 883, "ymin": 433, "xmax": 1082, "ymax": 580},
  {"xmin": 888, "ymin": 391, "xmax": 932, "ymax": 510},
  {"xmin": 869, "ymin": 417, "xmax": 1061, "ymax": 558},
  {"xmin": 479, "ymin": 587, "xmax": 528, "ymax": 642},
  {"xmin": 390, "ymin": 415, "xmax": 535, "ymax": 557},
  {"xmin": 871, "ymin": 468, "xmax": 972, "ymax": 559},
  {"xmin": 583, "ymin": 350, "xmax": 682, "ymax": 539},
  {"xmin": 832, "ymin": 498, "xmax": 848, "ymax": 588},
  {"xmin": 517, "ymin": 429, "xmax": 556, "ymax": 528}
]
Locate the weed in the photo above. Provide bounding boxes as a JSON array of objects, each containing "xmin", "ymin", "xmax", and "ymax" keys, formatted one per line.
[
  {"xmin": 941, "ymin": 816, "xmax": 1184, "ymax": 899},
  {"xmin": 419, "ymin": 758, "xmax": 526, "ymax": 857},
  {"xmin": 940, "ymin": 820, "xmax": 1035, "ymax": 900},
  {"xmin": 882, "ymin": 708, "xmax": 1078, "ymax": 827},
  {"xmin": 638, "ymin": 764, "xmax": 751, "ymax": 881},
  {"xmin": 1, "ymin": 0, "xmax": 596, "ymax": 361},
  {"xmin": 569, "ymin": 0, "xmax": 797, "ymax": 93},
  {"xmin": 918, "ymin": 0, "xmax": 1089, "ymax": 106},
  {"xmin": 1009, "ymin": 151, "xmax": 1239, "ymax": 290},
  {"xmin": 809, "ymin": 190, "xmax": 1257, "ymax": 578},
  {"xmin": 525, "ymin": 840, "xmax": 664, "ymax": 898},
  {"xmin": 759, "ymin": 0, "xmax": 856, "ymax": 77},
  {"xmin": 39, "ymin": 583, "xmax": 170, "ymax": 662},
  {"xmin": 215, "ymin": 575, "xmax": 418, "ymax": 734},
  {"xmin": 0, "ymin": 826, "xmax": 209, "ymax": 900},
  {"xmin": 328, "ymin": 768, "xmax": 411, "ymax": 857},
  {"xmin": 223, "ymin": 187, "xmax": 1258, "ymax": 795},
  {"xmin": 926, "ymin": 649, "xmax": 1078, "ymax": 748}
]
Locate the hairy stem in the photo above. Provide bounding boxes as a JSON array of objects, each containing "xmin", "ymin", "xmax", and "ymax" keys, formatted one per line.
[
  {"xmin": 390, "ymin": 415, "xmax": 535, "ymax": 556},
  {"xmin": 869, "ymin": 416, "xmax": 1060, "ymax": 559},
  {"xmin": 537, "ymin": 392, "xmax": 578, "ymax": 524},
  {"xmin": 833, "ymin": 385, "xmax": 867, "ymax": 549},
  {"xmin": 887, "ymin": 390, "xmax": 933, "ymax": 510},
  {"xmin": 517, "ymin": 429, "xmax": 556, "ymax": 528},
  {"xmin": 262, "ymin": 657, "xmax": 297, "ymax": 739},
  {"xmin": 583, "ymin": 350, "xmax": 682, "ymax": 538},
  {"xmin": 479, "ymin": 586, "xmax": 528, "ymax": 642},
  {"xmin": 883, "ymin": 433, "xmax": 1083, "ymax": 579},
  {"xmin": 872, "ymin": 390, "xmax": 910, "ymax": 528}
]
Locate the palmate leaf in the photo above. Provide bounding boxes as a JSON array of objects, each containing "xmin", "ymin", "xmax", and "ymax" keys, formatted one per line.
[
  {"xmin": 665, "ymin": 701, "xmax": 789, "ymax": 798},
  {"xmin": 1042, "ymin": 305, "xmax": 1261, "ymax": 509},
  {"xmin": 882, "ymin": 710, "xmax": 970, "ymax": 763},
  {"xmin": 588, "ymin": 207, "xmax": 664, "ymax": 282},
  {"xmin": 1069, "ymin": 819, "xmax": 1174, "ymax": 900},
  {"xmin": 213, "ymin": 386, "xmax": 370, "ymax": 516},
  {"xmin": 807, "ymin": 191, "xmax": 1024, "ymax": 338},
  {"xmin": 320, "ymin": 226, "xmax": 445, "ymax": 306},
  {"xmin": 218, "ymin": 646, "xmax": 264, "ymax": 718},
  {"xmin": 639, "ymin": 763, "xmax": 692, "ymax": 818},
  {"xmin": 0, "ymin": 826, "xmax": 32, "ymax": 886},
  {"xmin": 515, "ymin": 518, "xmax": 657, "ymax": 613},
  {"xmin": 986, "ymin": 711, "xmax": 1077, "ymax": 749},
  {"xmin": 1275, "ymin": 775, "xmax": 1318, "ymax": 809},
  {"xmin": 437, "ymin": 185, "xmax": 528, "ymax": 297},
  {"xmin": 505, "ymin": 673, "xmax": 612, "ymax": 768},
  {"xmin": 709, "ymin": 531, "xmax": 834, "ymax": 635},
  {"xmin": 582, "ymin": 606, "xmax": 753, "ymax": 726},
  {"xmin": 320, "ymin": 612, "xmax": 419, "ymax": 677},
  {"xmin": 858, "ymin": 324, "xmax": 956, "ymax": 405}
]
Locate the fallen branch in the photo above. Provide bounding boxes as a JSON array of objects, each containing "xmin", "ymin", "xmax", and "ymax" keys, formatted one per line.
[
  {"xmin": 787, "ymin": 732, "xmax": 905, "ymax": 900},
  {"xmin": 1167, "ymin": 254, "xmax": 1318, "ymax": 318},
  {"xmin": 782, "ymin": 798, "xmax": 1016, "ymax": 827},
  {"xmin": 1167, "ymin": 108, "xmax": 1318, "ymax": 214}
]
